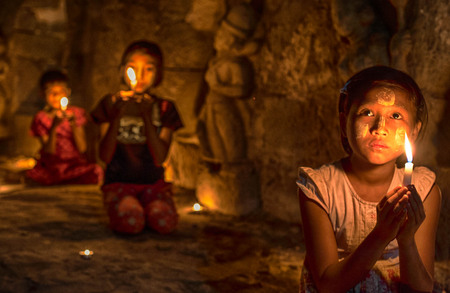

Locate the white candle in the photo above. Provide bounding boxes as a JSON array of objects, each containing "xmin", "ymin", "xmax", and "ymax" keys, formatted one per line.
[
  {"xmin": 126, "ymin": 67, "xmax": 137, "ymax": 91},
  {"xmin": 60, "ymin": 97, "xmax": 68, "ymax": 111},
  {"xmin": 403, "ymin": 133, "xmax": 413, "ymax": 186}
]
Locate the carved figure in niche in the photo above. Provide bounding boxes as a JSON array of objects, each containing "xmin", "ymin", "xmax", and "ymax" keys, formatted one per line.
[
  {"xmin": 196, "ymin": 3, "xmax": 260, "ymax": 170},
  {"xmin": 331, "ymin": 0, "xmax": 390, "ymax": 81},
  {"xmin": 0, "ymin": 32, "xmax": 10, "ymax": 137}
]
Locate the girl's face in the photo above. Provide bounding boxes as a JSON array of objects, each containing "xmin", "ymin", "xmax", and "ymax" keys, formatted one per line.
[
  {"xmin": 124, "ymin": 52, "xmax": 157, "ymax": 93},
  {"xmin": 342, "ymin": 85, "xmax": 421, "ymax": 166},
  {"xmin": 44, "ymin": 82, "xmax": 70, "ymax": 110}
]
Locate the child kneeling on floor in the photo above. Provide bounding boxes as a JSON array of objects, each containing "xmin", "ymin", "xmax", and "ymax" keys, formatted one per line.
[{"xmin": 91, "ymin": 41, "xmax": 183, "ymax": 234}]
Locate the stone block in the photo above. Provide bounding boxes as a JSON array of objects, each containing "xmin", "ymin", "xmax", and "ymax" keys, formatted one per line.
[
  {"xmin": 165, "ymin": 137, "xmax": 200, "ymax": 190},
  {"xmin": 259, "ymin": 162, "xmax": 301, "ymax": 223},
  {"xmin": 196, "ymin": 162, "xmax": 260, "ymax": 216}
]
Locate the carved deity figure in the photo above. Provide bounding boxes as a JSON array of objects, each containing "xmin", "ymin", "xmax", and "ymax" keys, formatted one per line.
[{"xmin": 196, "ymin": 3, "xmax": 260, "ymax": 168}]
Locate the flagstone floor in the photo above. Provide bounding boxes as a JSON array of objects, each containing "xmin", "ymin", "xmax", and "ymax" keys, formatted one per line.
[
  {"xmin": 0, "ymin": 180, "xmax": 304, "ymax": 293},
  {"xmin": 0, "ymin": 159, "xmax": 448, "ymax": 293}
]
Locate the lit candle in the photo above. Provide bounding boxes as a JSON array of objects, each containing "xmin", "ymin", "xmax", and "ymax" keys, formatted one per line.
[
  {"xmin": 79, "ymin": 249, "xmax": 94, "ymax": 260},
  {"xmin": 126, "ymin": 67, "xmax": 137, "ymax": 91},
  {"xmin": 192, "ymin": 203, "xmax": 202, "ymax": 212},
  {"xmin": 403, "ymin": 133, "xmax": 413, "ymax": 186},
  {"xmin": 60, "ymin": 97, "xmax": 69, "ymax": 111}
]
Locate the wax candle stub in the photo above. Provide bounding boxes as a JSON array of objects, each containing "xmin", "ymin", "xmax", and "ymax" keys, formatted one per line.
[
  {"xmin": 403, "ymin": 133, "xmax": 414, "ymax": 186},
  {"xmin": 403, "ymin": 162, "xmax": 413, "ymax": 186}
]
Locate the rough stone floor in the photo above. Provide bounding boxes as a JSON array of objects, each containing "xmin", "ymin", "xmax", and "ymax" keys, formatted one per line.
[{"xmin": 0, "ymin": 161, "xmax": 448, "ymax": 293}]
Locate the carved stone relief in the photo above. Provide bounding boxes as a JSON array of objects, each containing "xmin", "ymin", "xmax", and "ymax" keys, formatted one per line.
[{"xmin": 196, "ymin": 3, "xmax": 262, "ymax": 215}]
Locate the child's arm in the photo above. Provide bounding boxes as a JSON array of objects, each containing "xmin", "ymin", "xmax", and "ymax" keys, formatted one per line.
[
  {"xmin": 97, "ymin": 98, "xmax": 127, "ymax": 164},
  {"xmin": 98, "ymin": 120, "xmax": 120, "ymax": 164},
  {"xmin": 67, "ymin": 114, "xmax": 87, "ymax": 154},
  {"xmin": 140, "ymin": 99, "xmax": 172, "ymax": 166},
  {"xmin": 299, "ymin": 186, "xmax": 409, "ymax": 293},
  {"xmin": 40, "ymin": 114, "xmax": 63, "ymax": 154},
  {"xmin": 397, "ymin": 184, "xmax": 441, "ymax": 292}
]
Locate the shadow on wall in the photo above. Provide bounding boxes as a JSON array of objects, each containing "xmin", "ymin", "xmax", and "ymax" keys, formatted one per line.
[
  {"xmin": 435, "ymin": 88, "xmax": 450, "ymax": 167},
  {"xmin": 434, "ymin": 87, "xmax": 450, "ymax": 261}
]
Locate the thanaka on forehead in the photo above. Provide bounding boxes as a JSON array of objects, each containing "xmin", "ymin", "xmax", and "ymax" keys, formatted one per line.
[
  {"xmin": 357, "ymin": 86, "xmax": 414, "ymax": 112},
  {"xmin": 375, "ymin": 87, "xmax": 395, "ymax": 106}
]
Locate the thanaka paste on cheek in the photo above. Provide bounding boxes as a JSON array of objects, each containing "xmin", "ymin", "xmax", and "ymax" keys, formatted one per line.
[
  {"xmin": 376, "ymin": 87, "xmax": 396, "ymax": 106},
  {"xmin": 394, "ymin": 128, "xmax": 406, "ymax": 152}
]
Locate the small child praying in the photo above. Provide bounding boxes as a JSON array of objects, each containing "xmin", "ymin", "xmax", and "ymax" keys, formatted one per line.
[{"xmin": 26, "ymin": 69, "xmax": 103, "ymax": 185}]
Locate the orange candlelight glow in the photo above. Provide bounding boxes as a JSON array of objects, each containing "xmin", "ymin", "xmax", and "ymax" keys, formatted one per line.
[
  {"xmin": 192, "ymin": 203, "xmax": 202, "ymax": 211},
  {"xmin": 126, "ymin": 67, "xmax": 137, "ymax": 90},
  {"xmin": 79, "ymin": 249, "xmax": 94, "ymax": 259},
  {"xmin": 60, "ymin": 97, "xmax": 68, "ymax": 111}
]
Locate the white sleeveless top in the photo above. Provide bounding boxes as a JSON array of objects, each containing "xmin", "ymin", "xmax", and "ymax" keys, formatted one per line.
[{"xmin": 297, "ymin": 160, "xmax": 436, "ymax": 293}]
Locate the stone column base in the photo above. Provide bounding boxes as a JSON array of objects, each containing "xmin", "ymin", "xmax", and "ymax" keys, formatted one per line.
[{"xmin": 196, "ymin": 162, "xmax": 260, "ymax": 216}]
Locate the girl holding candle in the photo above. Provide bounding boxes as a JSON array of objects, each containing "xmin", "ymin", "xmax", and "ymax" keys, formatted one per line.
[
  {"xmin": 26, "ymin": 69, "xmax": 103, "ymax": 185},
  {"xmin": 91, "ymin": 40, "xmax": 183, "ymax": 234},
  {"xmin": 297, "ymin": 66, "xmax": 441, "ymax": 292}
]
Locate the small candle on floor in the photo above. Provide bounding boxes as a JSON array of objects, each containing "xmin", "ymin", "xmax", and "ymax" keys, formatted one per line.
[{"xmin": 79, "ymin": 249, "xmax": 94, "ymax": 260}]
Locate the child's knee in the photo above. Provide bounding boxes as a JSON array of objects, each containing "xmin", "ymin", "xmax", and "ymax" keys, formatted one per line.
[
  {"xmin": 144, "ymin": 199, "xmax": 178, "ymax": 234},
  {"xmin": 108, "ymin": 195, "xmax": 145, "ymax": 234}
]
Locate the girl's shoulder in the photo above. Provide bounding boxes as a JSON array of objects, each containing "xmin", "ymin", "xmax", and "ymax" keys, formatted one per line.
[
  {"xmin": 90, "ymin": 94, "xmax": 116, "ymax": 123},
  {"xmin": 297, "ymin": 161, "xmax": 344, "ymax": 213},
  {"xmin": 151, "ymin": 95, "xmax": 183, "ymax": 131},
  {"xmin": 298, "ymin": 161, "xmax": 343, "ymax": 184},
  {"xmin": 33, "ymin": 107, "xmax": 54, "ymax": 123}
]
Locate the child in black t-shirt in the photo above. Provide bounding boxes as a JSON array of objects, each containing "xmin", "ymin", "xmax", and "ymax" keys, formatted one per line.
[{"xmin": 91, "ymin": 41, "xmax": 183, "ymax": 234}]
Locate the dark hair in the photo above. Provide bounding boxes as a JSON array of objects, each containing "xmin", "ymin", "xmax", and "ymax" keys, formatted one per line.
[
  {"xmin": 120, "ymin": 40, "xmax": 163, "ymax": 87},
  {"xmin": 338, "ymin": 66, "xmax": 428, "ymax": 154},
  {"xmin": 39, "ymin": 69, "xmax": 69, "ymax": 92}
]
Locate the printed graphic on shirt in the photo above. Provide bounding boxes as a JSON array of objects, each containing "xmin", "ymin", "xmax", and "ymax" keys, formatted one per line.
[{"xmin": 117, "ymin": 115, "xmax": 146, "ymax": 144}]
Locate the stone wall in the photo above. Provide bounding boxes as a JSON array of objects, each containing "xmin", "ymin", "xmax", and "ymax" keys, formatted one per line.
[{"xmin": 0, "ymin": 0, "xmax": 449, "ymax": 258}]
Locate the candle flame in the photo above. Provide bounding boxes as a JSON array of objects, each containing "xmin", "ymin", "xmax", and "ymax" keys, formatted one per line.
[
  {"xmin": 404, "ymin": 133, "xmax": 413, "ymax": 163},
  {"xmin": 126, "ymin": 67, "xmax": 137, "ymax": 89},
  {"xmin": 81, "ymin": 249, "xmax": 93, "ymax": 255},
  {"xmin": 192, "ymin": 203, "xmax": 202, "ymax": 211},
  {"xmin": 60, "ymin": 97, "xmax": 68, "ymax": 111}
]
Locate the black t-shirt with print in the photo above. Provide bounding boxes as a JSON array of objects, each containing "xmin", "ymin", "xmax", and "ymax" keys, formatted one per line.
[{"xmin": 91, "ymin": 94, "xmax": 183, "ymax": 185}]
